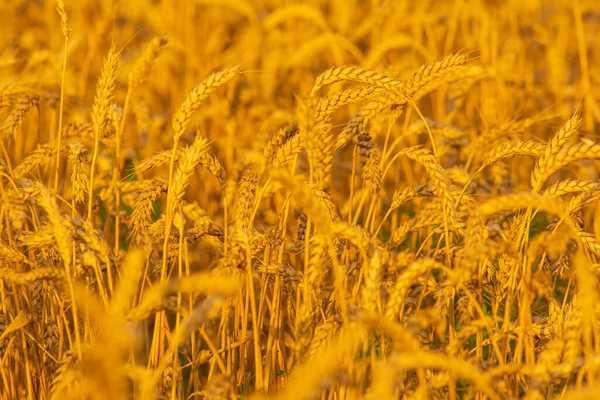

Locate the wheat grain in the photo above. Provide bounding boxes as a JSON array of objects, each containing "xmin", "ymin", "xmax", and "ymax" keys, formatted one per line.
[{"xmin": 3, "ymin": 4, "xmax": 600, "ymax": 400}]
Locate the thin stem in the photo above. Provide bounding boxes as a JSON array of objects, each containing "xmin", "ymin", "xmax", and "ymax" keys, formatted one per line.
[
  {"xmin": 149, "ymin": 136, "xmax": 181, "ymax": 368},
  {"xmin": 374, "ymin": 206, "xmax": 394, "ymax": 238},
  {"xmin": 55, "ymin": 39, "xmax": 69, "ymax": 192},
  {"xmin": 245, "ymin": 242, "xmax": 263, "ymax": 391},
  {"xmin": 87, "ymin": 130, "xmax": 100, "ymax": 221},
  {"xmin": 409, "ymin": 100, "xmax": 437, "ymax": 158},
  {"xmin": 348, "ymin": 146, "xmax": 357, "ymax": 224},
  {"xmin": 114, "ymin": 88, "xmax": 132, "ymax": 253}
]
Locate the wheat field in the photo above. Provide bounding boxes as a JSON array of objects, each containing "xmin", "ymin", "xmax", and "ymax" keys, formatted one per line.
[{"xmin": 1, "ymin": 0, "xmax": 600, "ymax": 399}]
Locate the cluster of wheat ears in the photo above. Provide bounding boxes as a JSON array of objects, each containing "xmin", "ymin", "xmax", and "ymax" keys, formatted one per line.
[{"xmin": 2, "ymin": 0, "xmax": 600, "ymax": 399}]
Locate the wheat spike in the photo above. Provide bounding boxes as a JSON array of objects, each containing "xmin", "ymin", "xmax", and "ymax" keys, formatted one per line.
[
  {"xmin": 168, "ymin": 137, "xmax": 209, "ymax": 212},
  {"xmin": 484, "ymin": 139, "xmax": 546, "ymax": 165},
  {"xmin": 310, "ymin": 66, "xmax": 402, "ymax": 96},
  {"xmin": 233, "ymin": 169, "xmax": 258, "ymax": 230},
  {"xmin": 172, "ymin": 67, "xmax": 240, "ymax": 139},
  {"xmin": 129, "ymin": 35, "xmax": 168, "ymax": 90},
  {"xmin": 0, "ymin": 95, "xmax": 39, "ymax": 139},
  {"xmin": 531, "ymin": 114, "xmax": 582, "ymax": 190},
  {"xmin": 91, "ymin": 46, "xmax": 120, "ymax": 138},
  {"xmin": 534, "ymin": 141, "xmax": 600, "ymax": 191}
]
